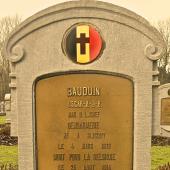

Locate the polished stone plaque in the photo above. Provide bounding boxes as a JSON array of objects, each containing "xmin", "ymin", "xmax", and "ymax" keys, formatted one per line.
[
  {"xmin": 35, "ymin": 73, "xmax": 133, "ymax": 170},
  {"xmin": 161, "ymin": 98, "xmax": 170, "ymax": 125}
]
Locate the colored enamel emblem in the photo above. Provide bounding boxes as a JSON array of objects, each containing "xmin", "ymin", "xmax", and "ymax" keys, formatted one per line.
[{"xmin": 63, "ymin": 24, "xmax": 103, "ymax": 64}]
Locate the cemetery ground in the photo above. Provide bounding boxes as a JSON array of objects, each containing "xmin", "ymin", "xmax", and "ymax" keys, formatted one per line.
[
  {"xmin": 0, "ymin": 145, "xmax": 18, "ymax": 165},
  {"xmin": 152, "ymin": 146, "xmax": 170, "ymax": 169},
  {"xmin": 0, "ymin": 116, "xmax": 18, "ymax": 169},
  {"xmin": 0, "ymin": 117, "xmax": 6, "ymax": 125},
  {"xmin": 0, "ymin": 116, "xmax": 169, "ymax": 169}
]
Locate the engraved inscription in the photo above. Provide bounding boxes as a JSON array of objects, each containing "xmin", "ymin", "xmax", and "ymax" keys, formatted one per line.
[
  {"xmin": 68, "ymin": 121, "xmax": 100, "ymax": 129},
  {"xmin": 67, "ymin": 87, "xmax": 100, "ymax": 97},
  {"xmin": 35, "ymin": 73, "xmax": 133, "ymax": 170}
]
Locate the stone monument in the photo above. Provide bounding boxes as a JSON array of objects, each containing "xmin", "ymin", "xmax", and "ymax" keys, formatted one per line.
[
  {"xmin": 4, "ymin": 93, "xmax": 11, "ymax": 123},
  {"xmin": 158, "ymin": 84, "xmax": 170, "ymax": 137},
  {"xmin": 0, "ymin": 101, "xmax": 5, "ymax": 116},
  {"xmin": 3, "ymin": 0, "xmax": 166, "ymax": 170}
]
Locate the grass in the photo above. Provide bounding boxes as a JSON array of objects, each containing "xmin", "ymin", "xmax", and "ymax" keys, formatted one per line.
[
  {"xmin": 0, "ymin": 116, "xmax": 6, "ymax": 124},
  {"xmin": 0, "ymin": 145, "xmax": 18, "ymax": 165},
  {"xmin": 152, "ymin": 146, "xmax": 170, "ymax": 170}
]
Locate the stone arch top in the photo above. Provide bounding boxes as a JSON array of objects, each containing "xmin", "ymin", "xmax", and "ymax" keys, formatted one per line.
[{"xmin": 4, "ymin": 0, "xmax": 166, "ymax": 62}]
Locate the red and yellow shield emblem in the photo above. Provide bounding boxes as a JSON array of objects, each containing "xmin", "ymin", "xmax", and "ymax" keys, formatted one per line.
[{"xmin": 63, "ymin": 24, "xmax": 103, "ymax": 64}]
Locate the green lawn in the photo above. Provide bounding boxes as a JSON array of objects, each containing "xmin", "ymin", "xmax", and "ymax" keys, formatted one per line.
[
  {"xmin": 0, "ymin": 145, "xmax": 18, "ymax": 165},
  {"xmin": 152, "ymin": 146, "xmax": 170, "ymax": 170},
  {"xmin": 0, "ymin": 116, "xmax": 6, "ymax": 124}
]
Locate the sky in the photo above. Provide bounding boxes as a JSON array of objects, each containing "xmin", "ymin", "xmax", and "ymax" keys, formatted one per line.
[{"xmin": 0, "ymin": 0, "xmax": 170, "ymax": 23}]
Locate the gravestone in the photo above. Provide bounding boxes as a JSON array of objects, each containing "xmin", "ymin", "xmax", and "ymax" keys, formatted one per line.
[
  {"xmin": 0, "ymin": 101, "xmax": 5, "ymax": 116},
  {"xmin": 4, "ymin": 94, "xmax": 11, "ymax": 123},
  {"xmin": 3, "ymin": 0, "xmax": 166, "ymax": 170},
  {"xmin": 158, "ymin": 84, "xmax": 170, "ymax": 137}
]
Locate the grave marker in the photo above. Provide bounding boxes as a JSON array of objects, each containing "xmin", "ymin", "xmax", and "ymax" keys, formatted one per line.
[
  {"xmin": 157, "ymin": 84, "xmax": 170, "ymax": 137},
  {"xmin": 3, "ymin": 0, "xmax": 166, "ymax": 169}
]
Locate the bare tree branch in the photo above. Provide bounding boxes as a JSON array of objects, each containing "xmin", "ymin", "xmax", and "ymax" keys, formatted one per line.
[
  {"xmin": 0, "ymin": 15, "xmax": 21, "ymax": 101},
  {"xmin": 154, "ymin": 19, "xmax": 170, "ymax": 84}
]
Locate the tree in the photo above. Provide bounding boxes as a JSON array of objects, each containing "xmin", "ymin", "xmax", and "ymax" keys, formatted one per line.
[
  {"xmin": 156, "ymin": 19, "xmax": 170, "ymax": 84},
  {"xmin": 0, "ymin": 15, "xmax": 21, "ymax": 101}
]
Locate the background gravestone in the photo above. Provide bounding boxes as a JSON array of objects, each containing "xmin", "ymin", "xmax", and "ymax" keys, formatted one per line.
[
  {"xmin": 4, "ymin": 93, "xmax": 11, "ymax": 123},
  {"xmin": 158, "ymin": 84, "xmax": 170, "ymax": 137},
  {"xmin": 3, "ymin": 0, "xmax": 166, "ymax": 170},
  {"xmin": 0, "ymin": 101, "xmax": 5, "ymax": 116}
]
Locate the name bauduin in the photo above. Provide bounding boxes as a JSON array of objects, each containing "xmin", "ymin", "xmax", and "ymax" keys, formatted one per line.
[{"xmin": 67, "ymin": 87, "xmax": 100, "ymax": 97}]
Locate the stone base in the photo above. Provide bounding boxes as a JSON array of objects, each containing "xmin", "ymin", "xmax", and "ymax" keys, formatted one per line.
[{"xmin": 160, "ymin": 126, "xmax": 170, "ymax": 137}]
